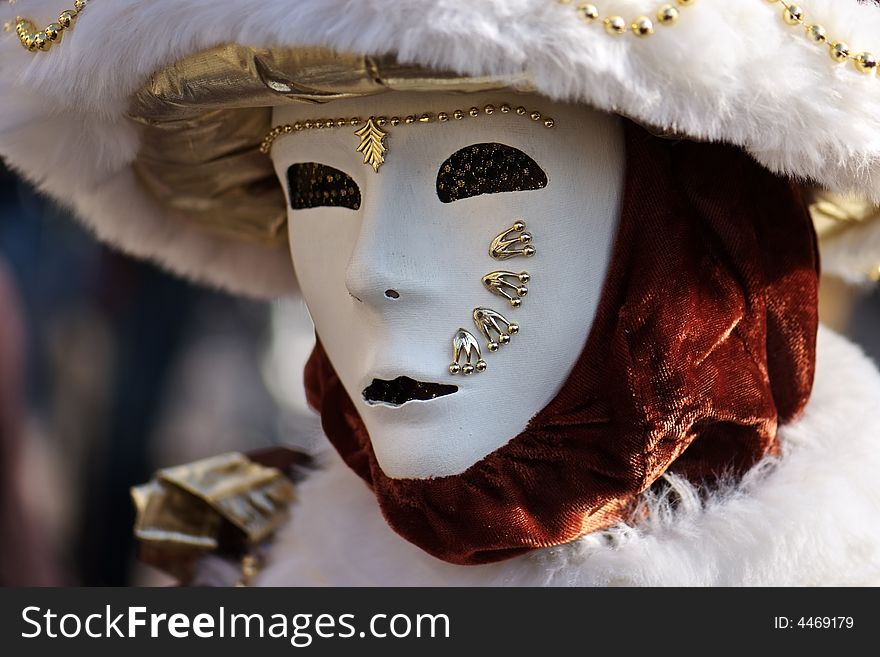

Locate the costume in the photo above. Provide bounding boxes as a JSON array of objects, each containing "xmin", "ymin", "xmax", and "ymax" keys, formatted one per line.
[{"xmin": 2, "ymin": 0, "xmax": 880, "ymax": 585}]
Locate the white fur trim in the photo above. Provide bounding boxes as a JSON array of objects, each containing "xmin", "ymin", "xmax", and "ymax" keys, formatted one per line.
[
  {"xmin": 2, "ymin": 0, "xmax": 880, "ymax": 294},
  {"xmin": 256, "ymin": 327, "xmax": 880, "ymax": 586}
]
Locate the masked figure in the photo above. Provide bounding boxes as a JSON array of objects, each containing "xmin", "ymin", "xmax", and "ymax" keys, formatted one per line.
[{"xmin": 2, "ymin": 0, "xmax": 880, "ymax": 585}]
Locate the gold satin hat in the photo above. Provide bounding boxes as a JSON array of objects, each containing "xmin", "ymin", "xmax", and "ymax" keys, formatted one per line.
[{"xmin": 128, "ymin": 45, "xmax": 525, "ymax": 246}]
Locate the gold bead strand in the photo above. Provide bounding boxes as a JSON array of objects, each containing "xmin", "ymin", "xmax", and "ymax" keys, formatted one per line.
[
  {"xmin": 767, "ymin": 1, "xmax": 877, "ymax": 75},
  {"xmin": 13, "ymin": 0, "xmax": 89, "ymax": 52},
  {"xmin": 260, "ymin": 101, "xmax": 556, "ymax": 157},
  {"xmin": 556, "ymin": 1, "xmax": 695, "ymax": 38}
]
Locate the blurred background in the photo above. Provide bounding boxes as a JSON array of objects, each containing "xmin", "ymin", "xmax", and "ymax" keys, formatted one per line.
[
  {"xmin": 0, "ymin": 163, "xmax": 321, "ymax": 585},
  {"xmin": 0, "ymin": 162, "xmax": 878, "ymax": 586}
]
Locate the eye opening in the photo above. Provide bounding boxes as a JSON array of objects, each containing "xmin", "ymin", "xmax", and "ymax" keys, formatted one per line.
[
  {"xmin": 436, "ymin": 142, "xmax": 548, "ymax": 203},
  {"xmin": 384, "ymin": 289, "xmax": 400, "ymax": 299},
  {"xmin": 287, "ymin": 162, "xmax": 361, "ymax": 211}
]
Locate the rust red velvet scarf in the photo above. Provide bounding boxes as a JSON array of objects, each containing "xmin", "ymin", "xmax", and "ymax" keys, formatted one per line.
[{"xmin": 304, "ymin": 122, "xmax": 819, "ymax": 565}]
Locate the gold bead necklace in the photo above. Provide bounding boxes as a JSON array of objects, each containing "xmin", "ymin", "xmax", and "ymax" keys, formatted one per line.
[
  {"xmin": 558, "ymin": 1, "xmax": 878, "ymax": 76},
  {"xmin": 766, "ymin": 1, "xmax": 877, "ymax": 74},
  {"xmin": 8, "ymin": 0, "xmax": 88, "ymax": 51},
  {"xmin": 5, "ymin": 1, "xmax": 876, "ymax": 78},
  {"xmin": 556, "ymin": 1, "xmax": 694, "ymax": 38},
  {"xmin": 261, "ymin": 102, "xmax": 556, "ymax": 173}
]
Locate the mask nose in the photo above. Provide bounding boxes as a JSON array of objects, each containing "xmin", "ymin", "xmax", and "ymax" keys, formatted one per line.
[
  {"xmin": 343, "ymin": 209, "xmax": 414, "ymax": 306},
  {"xmin": 343, "ymin": 174, "xmax": 444, "ymax": 308},
  {"xmin": 344, "ymin": 247, "xmax": 410, "ymax": 306}
]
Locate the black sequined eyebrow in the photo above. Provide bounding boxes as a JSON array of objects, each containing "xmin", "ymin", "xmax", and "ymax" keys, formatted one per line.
[
  {"xmin": 287, "ymin": 162, "xmax": 361, "ymax": 211},
  {"xmin": 436, "ymin": 142, "xmax": 548, "ymax": 203}
]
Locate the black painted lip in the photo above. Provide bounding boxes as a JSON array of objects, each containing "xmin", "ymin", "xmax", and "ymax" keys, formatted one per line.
[{"xmin": 362, "ymin": 376, "xmax": 458, "ymax": 407}]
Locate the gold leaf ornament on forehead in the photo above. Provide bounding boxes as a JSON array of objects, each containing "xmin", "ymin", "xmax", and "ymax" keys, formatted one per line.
[
  {"xmin": 261, "ymin": 103, "xmax": 556, "ymax": 171},
  {"xmin": 355, "ymin": 118, "xmax": 389, "ymax": 173}
]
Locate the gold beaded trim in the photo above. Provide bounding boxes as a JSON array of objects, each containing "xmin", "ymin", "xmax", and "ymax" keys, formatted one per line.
[
  {"xmin": 261, "ymin": 102, "xmax": 556, "ymax": 173},
  {"xmin": 5, "ymin": 0, "xmax": 89, "ymax": 52},
  {"xmin": 556, "ymin": 0, "xmax": 695, "ymax": 38},
  {"xmin": 767, "ymin": 1, "xmax": 878, "ymax": 74},
  {"xmin": 559, "ymin": 0, "xmax": 879, "ymax": 75}
]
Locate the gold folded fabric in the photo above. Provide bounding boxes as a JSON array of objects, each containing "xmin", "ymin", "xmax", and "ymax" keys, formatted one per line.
[
  {"xmin": 131, "ymin": 452, "xmax": 297, "ymax": 582},
  {"xmin": 810, "ymin": 190, "xmax": 878, "ymax": 239}
]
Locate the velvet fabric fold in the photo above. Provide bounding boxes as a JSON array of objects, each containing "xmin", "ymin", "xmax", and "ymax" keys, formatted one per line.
[{"xmin": 304, "ymin": 122, "xmax": 819, "ymax": 565}]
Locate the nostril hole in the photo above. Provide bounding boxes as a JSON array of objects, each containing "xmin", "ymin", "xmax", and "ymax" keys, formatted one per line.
[{"xmin": 384, "ymin": 289, "xmax": 400, "ymax": 300}]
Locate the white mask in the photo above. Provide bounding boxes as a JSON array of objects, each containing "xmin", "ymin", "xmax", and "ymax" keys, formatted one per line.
[{"xmin": 271, "ymin": 91, "xmax": 624, "ymax": 479}]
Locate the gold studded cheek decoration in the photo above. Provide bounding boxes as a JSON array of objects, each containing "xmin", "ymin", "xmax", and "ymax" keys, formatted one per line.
[
  {"xmin": 449, "ymin": 222, "xmax": 535, "ymax": 377},
  {"xmin": 261, "ymin": 103, "xmax": 556, "ymax": 173}
]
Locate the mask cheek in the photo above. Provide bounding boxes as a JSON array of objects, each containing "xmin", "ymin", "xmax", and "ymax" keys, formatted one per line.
[{"xmin": 288, "ymin": 207, "xmax": 361, "ymax": 337}]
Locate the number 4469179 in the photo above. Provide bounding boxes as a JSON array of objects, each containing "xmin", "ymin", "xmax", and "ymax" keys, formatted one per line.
[{"xmin": 774, "ymin": 617, "xmax": 854, "ymax": 629}]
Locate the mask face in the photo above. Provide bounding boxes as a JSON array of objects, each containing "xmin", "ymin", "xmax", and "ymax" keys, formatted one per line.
[{"xmin": 271, "ymin": 91, "xmax": 624, "ymax": 479}]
